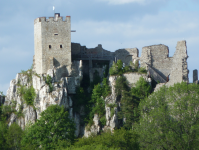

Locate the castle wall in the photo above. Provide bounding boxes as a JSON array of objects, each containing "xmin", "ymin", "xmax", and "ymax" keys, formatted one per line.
[
  {"xmin": 34, "ymin": 15, "xmax": 71, "ymax": 74},
  {"xmin": 140, "ymin": 45, "xmax": 173, "ymax": 80},
  {"xmin": 114, "ymin": 48, "xmax": 139, "ymax": 65},
  {"xmin": 167, "ymin": 40, "xmax": 189, "ymax": 85},
  {"xmin": 71, "ymin": 43, "xmax": 81, "ymax": 55},
  {"xmin": 34, "ymin": 20, "xmax": 42, "ymax": 74}
]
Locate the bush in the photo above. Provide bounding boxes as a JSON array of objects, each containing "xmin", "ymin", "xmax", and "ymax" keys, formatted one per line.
[
  {"xmin": 115, "ymin": 76, "xmax": 130, "ymax": 96},
  {"xmin": 21, "ymin": 105, "xmax": 75, "ymax": 149},
  {"xmin": 45, "ymin": 75, "xmax": 53, "ymax": 92},
  {"xmin": 99, "ymin": 116, "xmax": 106, "ymax": 126},
  {"xmin": 23, "ymin": 85, "xmax": 36, "ymax": 106},
  {"xmin": 138, "ymin": 67, "xmax": 147, "ymax": 74},
  {"xmin": 109, "ymin": 60, "xmax": 132, "ymax": 76}
]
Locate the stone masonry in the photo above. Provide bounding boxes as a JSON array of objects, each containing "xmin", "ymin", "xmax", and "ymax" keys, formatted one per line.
[
  {"xmin": 34, "ymin": 13, "xmax": 71, "ymax": 74},
  {"xmin": 33, "ymin": 13, "xmax": 189, "ymax": 90}
]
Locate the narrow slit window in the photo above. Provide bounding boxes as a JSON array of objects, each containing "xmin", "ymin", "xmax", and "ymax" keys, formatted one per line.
[
  {"xmin": 54, "ymin": 33, "xmax": 58, "ymax": 35},
  {"xmin": 49, "ymin": 45, "xmax": 51, "ymax": 49},
  {"xmin": 60, "ymin": 45, "xmax": 62, "ymax": 48}
]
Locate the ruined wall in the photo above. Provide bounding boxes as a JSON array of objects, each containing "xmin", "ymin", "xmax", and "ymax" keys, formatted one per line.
[
  {"xmin": 114, "ymin": 48, "xmax": 139, "ymax": 65},
  {"xmin": 71, "ymin": 43, "xmax": 81, "ymax": 55},
  {"xmin": 123, "ymin": 73, "xmax": 149, "ymax": 87},
  {"xmin": 34, "ymin": 14, "xmax": 71, "ymax": 74},
  {"xmin": 140, "ymin": 44, "xmax": 173, "ymax": 80},
  {"xmin": 167, "ymin": 40, "xmax": 189, "ymax": 85}
]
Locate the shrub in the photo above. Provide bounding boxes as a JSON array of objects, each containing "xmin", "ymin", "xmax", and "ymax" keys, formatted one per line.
[
  {"xmin": 115, "ymin": 76, "xmax": 130, "ymax": 96},
  {"xmin": 45, "ymin": 75, "xmax": 53, "ymax": 92},
  {"xmin": 138, "ymin": 67, "xmax": 147, "ymax": 74},
  {"xmin": 23, "ymin": 85, "xmax": 36, "ymax": 106},
  {"xmin": 99, "ymin": 116, "xmax": 106, "ymax": 126}
]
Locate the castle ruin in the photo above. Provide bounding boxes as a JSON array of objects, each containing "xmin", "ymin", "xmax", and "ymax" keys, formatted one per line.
[{"xmin": 33, "ymin": 13, "xmax": 189, "ymax": 88}]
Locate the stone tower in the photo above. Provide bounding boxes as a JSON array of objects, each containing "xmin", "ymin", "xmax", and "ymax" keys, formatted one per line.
[{"xmin": 34, "ymin": 13, "xmax": 71, "ymax": 74}]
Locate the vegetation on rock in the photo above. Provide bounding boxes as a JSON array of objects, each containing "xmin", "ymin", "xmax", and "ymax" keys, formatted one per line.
[
  {"xmin": 45, "ymin": 74, "xmax": 53, "ymax": 92},
  {"xmin": 21, "ymin": 105, "xmax": 75, "ymax": 149},
  {"xmin": 109, "ymin": 59, "xmax": 147, "ymax": 76}
]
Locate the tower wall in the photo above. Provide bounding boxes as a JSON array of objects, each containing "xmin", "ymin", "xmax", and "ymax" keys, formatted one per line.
[{"xmin": 34, "ymin": 15, "xmax": 71, "ymax": 74}]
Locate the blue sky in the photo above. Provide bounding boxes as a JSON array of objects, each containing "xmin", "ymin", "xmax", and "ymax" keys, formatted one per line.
[{"xmin": 0, "ymin": 0, "xmax": 199, "ymax": 95}]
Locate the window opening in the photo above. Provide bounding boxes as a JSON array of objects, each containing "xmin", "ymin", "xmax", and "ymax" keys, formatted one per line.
[
  {"xmin": 49, "ymin": 45, "xmax": 51, "ymax": 49},
  {"xmin": 60, "ymin": 45, "xmax": 62, "ymax": 48},
  {"xmin": 54, "ymin": 33, "xmax": 58, "ymax": 35}
]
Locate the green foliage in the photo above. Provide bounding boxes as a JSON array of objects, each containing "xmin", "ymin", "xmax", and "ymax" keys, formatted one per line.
[
  {"xmin": 136, "ymin": 82, "xmax": 199, "ymax": 149},
  {"xmin": 68, "ymin": 128, "xmax": 139, "ymax": 150},
  {"xmin": 66, "ymin": 144, "xmax": 119, "ymax": 150},
  {"xmin": 6, "ymin": 122, "xmax": 24, "ymax": 150},
  {"xmin": 21, "ymin": 105, "xmax": 76, "ymax": 149},
  {"xmin": 11, "ymin": 100, "xmax": 17, "ymax": 109},
  {"xmin": 131, "ymin": 77, "xmax": 151, "ymax": 99},
  {"xmin": 130, "ymin": 60, "xmax": 139, "ymax": 71},
  {"xmin": 17, "ymin": 84, "xmax": 26, "ymax": 97},
  {"xmin": 73, "ymin": 87, "xmax": 87, "ymax": 113},
  {"xmin": 107, "ymin": 103, "xmax": 117, "ymax": 118},
  {"xmin": 130, "ymin": 61, "xmax": 147, "ymax": 74},
  {"xmin": 109, "ymin": 60, "xmax": 132, "ymax": 76},
  {"xmin": 20, "ymin": 67, "xmax": 33, "ymax": 83},
  {"xmin": 1, "ymin": 105, "xmax": 13, "ymax": 119},
  {"xmin": 117, "ymin": 77, "xmax": 151, "ymax": 129},
  {"xmin": 0, "ymin": 120, "xmax": 9, "ymax": 149},
  {"xmin": 138, "ymin": 67, "xmax": 147, "ymax": 74},
  {"xmin": 0, "ymin": 91, "xmax": 5, "ymax": 97},
  {"xmin": 91, "ymin": 70, "xmax": 102, "ymax": 88},
  {"xmin": 115, "ymin": 76, "xmax": 130, "ymax": 96},
  {"xmin": 118, "ymin": 91, "xmax": 136, "ymax": 129},
  {"xmin": 101, "ymin": 78, "xmax": 111, "ymax": 98},
  {"xmin": 45, "ymin": 75, "xmax": 53, "ymax": 92},
  {"xmin": 88, "ymin": 78, "xmax": 111, "ymax": 127},
  {"xmin": 15, "ymin": 104, "xmax": 24, "ymax": 118},
  {"xmin": 103, "ymin": 64, "xmax": 109, "ymax": 78},
  {"xmin": 107, "ymin": 103, "xmax": 117, "ymax": 108},
  {"xmin": 0, "ymin": 120, "xmax": 24, "ymax": 150},
  {"xmin": 99, "ymin": 116, "xmax": 106, "ymax": 126},
  {"xmin": 23, "ymin": 85, "xmax": 36, "ymax": 106}
]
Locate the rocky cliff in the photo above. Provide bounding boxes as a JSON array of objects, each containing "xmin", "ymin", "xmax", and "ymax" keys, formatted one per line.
[{"xmin": 3, "ymin": 62, "xmax": 150, "ymax": 137}]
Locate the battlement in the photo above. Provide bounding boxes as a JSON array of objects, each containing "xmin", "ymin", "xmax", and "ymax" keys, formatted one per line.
[{"xmin": 34, "ymin": 15, "xmax": 70, "ymax": 24}]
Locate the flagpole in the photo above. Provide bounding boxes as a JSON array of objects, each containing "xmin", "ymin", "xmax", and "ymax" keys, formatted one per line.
[{"xmin": 53, "ymin": 6, "xmax": 55, "ymax": 15}]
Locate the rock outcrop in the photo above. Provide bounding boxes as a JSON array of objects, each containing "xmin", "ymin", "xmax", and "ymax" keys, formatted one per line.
[{"xmin": 3, "ymin": 61, "xmax": 83, "ymax": 136}]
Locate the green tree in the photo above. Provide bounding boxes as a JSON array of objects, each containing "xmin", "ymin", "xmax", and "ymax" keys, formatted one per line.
[
  {"xmin": 6, "ymin": 123, "xmax": 24, "ymax": 150},
  {"xmin": 21, "ymin": 105, "xmax": 75, "ymax": 149},
  {"xmin": 68, "ymin": 128, "xmax": 139, "ymax": 150},
  {"xmin": 131, "ymin": 77, "xmax": 151, "ymax": 99},
  {"xmin": 115, "ymin": 76, "xmax": 130, "ymax": 97},
  {"xmin": 135, "ymin": 82, "xmax": 199, "ymax": 150},
  {"xmin": 118, "ymin": 91, "xmax": 136, "ymax": 129},
  {"xmin": 0, "ymin": 120, "xmax": 8, "ymax": 149}
]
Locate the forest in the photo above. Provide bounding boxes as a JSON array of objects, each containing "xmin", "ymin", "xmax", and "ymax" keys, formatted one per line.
[{"xmin": 0, "ymin": 60, "xmax": 199, "ymax": 150}]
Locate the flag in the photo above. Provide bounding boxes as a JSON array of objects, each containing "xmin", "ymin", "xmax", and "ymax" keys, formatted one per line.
[{"xmin": 53, "ymin": 6, "xmax": 55, "ymax": 10}]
